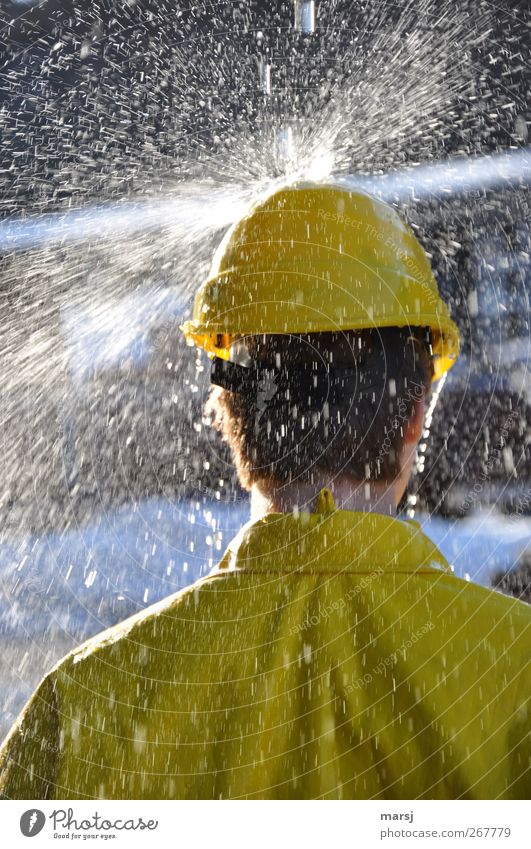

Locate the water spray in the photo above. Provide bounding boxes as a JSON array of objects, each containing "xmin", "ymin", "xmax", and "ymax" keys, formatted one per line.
[
  {"xmin": 2, "ymin": 148, "xmax": 529, "ymax": 250},
  {"xmin": 276, "ymin": 126, "xmax": 295, "ymax": 168},
  {"xmin": 273, "ymin": 2, "xmax": 316, "ymax": 169},
  {"xmin": 255, "ymin": 15, "xmax": 297, "ymax": 172},
  {"xmin": 258, "ymin": 57, "xmax": 271, "ymax": 96},
  {"xmin": 294, "ymin": 1, "xmax": 316, "ymax": 34},
  {"xmin": 407, "ymin": 373, "xmax": 448, "ymax": 520}
]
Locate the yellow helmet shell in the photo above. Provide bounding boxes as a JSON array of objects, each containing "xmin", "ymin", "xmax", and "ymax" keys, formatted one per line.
[{"xmin": 181, "ymin": 181, "xmax": 459, "ymax": 381}]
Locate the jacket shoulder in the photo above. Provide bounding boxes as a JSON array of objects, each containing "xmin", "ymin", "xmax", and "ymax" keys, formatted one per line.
[
  {"xmin": 54, "ymin": 574, "xmax": 216, "ymax": 671},
  {"xmin": 0, "ymin": 670, "xmax": 60, "ymax": 799},
  {"xmin": 443, "ymin": 575, "xmax": 531, "ymax": 617}
]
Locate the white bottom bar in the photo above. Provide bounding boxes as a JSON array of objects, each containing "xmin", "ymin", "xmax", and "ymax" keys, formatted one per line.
[{"xmin": 2, "ymin": 800, "xmax": 528, "ymax": 848}]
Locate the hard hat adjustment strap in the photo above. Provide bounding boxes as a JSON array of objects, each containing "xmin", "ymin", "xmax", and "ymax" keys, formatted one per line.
[{"xmin": 210, "ymin": 357, "xmax": 384, "ymax": 408}]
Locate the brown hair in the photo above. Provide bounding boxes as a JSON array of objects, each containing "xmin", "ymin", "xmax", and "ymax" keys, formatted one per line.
[{"xmin": 206, "ymin": 327, "xmax": 433, "ymax": 489}]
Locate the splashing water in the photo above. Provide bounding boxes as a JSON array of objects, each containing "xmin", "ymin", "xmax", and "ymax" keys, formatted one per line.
[
  {"xmin": 0, "ymin": 0, "xmax": 528, "ymax": 525},
  {"xmin": 1, "ymin": 1, "xmax": 526, "ymax": 409}
]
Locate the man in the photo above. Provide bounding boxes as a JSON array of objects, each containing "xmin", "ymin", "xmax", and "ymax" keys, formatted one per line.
[{"xmin": 0, "ymin": 182, "xmax": 529, "ymax": 799}]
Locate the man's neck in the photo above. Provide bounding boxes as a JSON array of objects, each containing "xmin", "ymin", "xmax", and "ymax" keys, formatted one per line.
[{"xmin": 250, "ymin": 476, "xmax": 400, "ymax": 519}]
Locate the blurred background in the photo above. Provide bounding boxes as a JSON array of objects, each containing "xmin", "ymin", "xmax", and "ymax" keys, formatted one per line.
[{"xmin": 0, "ymin": 0, "xmax": 530, "ymax": 735}]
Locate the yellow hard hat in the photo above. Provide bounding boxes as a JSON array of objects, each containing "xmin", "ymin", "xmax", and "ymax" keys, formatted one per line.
[{"xmin": 181, "ymin": 181, "xmax": 459, "ymax": 381}]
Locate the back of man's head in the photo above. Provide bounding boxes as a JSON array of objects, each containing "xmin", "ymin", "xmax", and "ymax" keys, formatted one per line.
[{"xmin": 207, "ymin": 326, "xmax": 433, "ymax": 490}]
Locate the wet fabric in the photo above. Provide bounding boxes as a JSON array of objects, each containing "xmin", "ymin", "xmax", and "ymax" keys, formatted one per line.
[{"xmin": 0, "ymin": 493, "xmax": 529, "ymax": 799}]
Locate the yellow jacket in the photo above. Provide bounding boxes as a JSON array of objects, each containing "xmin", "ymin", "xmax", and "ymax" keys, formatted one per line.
[{"xmin": 1, "ymin": 491, "xmax": 529, "ymax": 799}]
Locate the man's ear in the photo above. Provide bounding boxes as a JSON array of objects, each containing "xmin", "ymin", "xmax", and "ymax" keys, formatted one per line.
[{"xmin": 403, "ymin": 395, "xmax": 425, "ymax": 445}]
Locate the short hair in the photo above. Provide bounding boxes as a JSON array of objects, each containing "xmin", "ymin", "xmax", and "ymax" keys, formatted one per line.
[{"xmin": 206, "ymin": 327, "xmax": 433, "ymax": 489}]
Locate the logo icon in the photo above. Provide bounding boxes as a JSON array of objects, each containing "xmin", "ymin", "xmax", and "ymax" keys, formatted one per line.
[
  {"xmin": 256, "ymin": 371, "xmax": 279, "ymax": 419},
  {"xmin": 20, "ymin": 810, "xmax": 46, "ymax": 837}
]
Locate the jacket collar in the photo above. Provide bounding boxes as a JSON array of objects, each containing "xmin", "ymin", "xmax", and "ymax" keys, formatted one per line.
[{"xmin": 212, "ymin": 488, "xmax": 451, "ymax": 576}]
